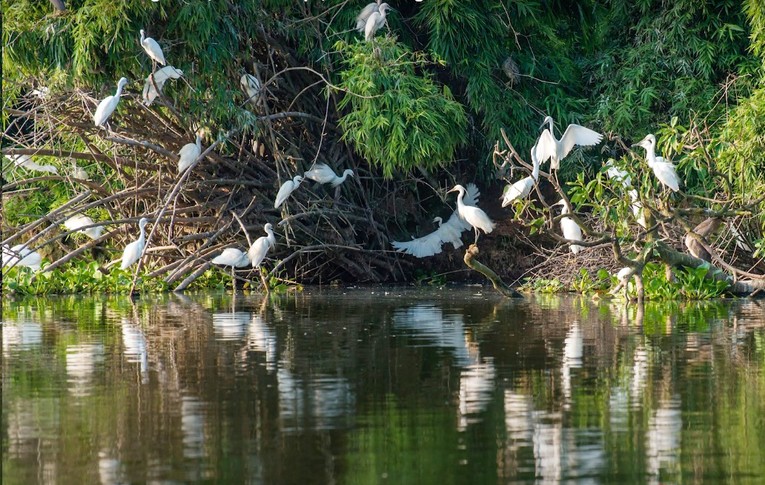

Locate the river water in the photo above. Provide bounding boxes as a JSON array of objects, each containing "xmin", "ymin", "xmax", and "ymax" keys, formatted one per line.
[{"xmin": 3, "ymin": 288, "xmax": 765, "ymax": 484}]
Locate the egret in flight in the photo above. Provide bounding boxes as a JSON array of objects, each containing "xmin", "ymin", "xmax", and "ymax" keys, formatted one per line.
[
  {"xmin": 501, "ymin": 145, "xmax": 541, "ymax": 207},
  {"xmin": 304, "ymin": 163, "xmax": 354, "ymax": 187},
  {"xmin": 2, "ymin": 244, "xmax": 42, "ymax": 271},
  {"xmin": 93, "ymin": 77, "xmax": 128, "ymax": 127},
  {"xmin": 392, "ymin": 184, "xmax": 481, "ymax": 257},
  {"xmin": 178, "ymin": 134, "xmax": 202, "ymax": 174},
  {"xmin": 248, "ymin": 223, "xmax": 276, "ymax": 269},
  {"xmin": 240, "ymin": 73, "xmax": 261, "ymax": 106},
  {"xmin": 121, "ymin": 218, "xmax": 149, "ymax": 270},
  {"xmin": 632, "ymin": 134, "xmax": 680, "ymax": 193},
  {"xmin": 448, "ymin": 184, "xmax": 495, "ymax": 244},
  {"xmin": 553, "ymin": 199, "xmax": 583, "ymax": 254},
  {"xmin": 274, "ymin": 175, "xmax": 303, "ymax": 209},
  {"xmin": 64, "ymin": 214, "xmax": 103, "ymax": 240},
  {"xmin": 364, "ymin": 3, "xmax": 392, "ymax": 41},
  {"xmin": 142, "ymin": 66, "xmax": 183, "ymax": 106},
  {"xmin": 535, "ymin": 116, "xmax": 603, "ymax": 170},
  {"xmin": 140, "ymin": 29, "xmax": 166, "ymax": 66}
]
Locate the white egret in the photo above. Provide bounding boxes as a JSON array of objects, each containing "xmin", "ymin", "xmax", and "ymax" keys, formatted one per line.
[
  {"xmin": 248, "ymin": 223, "xmax": 276, "ymax": 269},
  {"xmin": 139, "ymin": 29, "xmax": 166, "ymax": 66},
  {"xmin": 632, "ymin": 134, "xmax": 680, "ymax": 193},
  {"xmin": 364, "ymin": 3, "xmax": 392, "ymax": 42},
  {"xmin": 7, "ymin": 154, "xmax": 58, "ymax": 174},
  {"xmin": 71, "ymin": 161, "xmax": 89, "ymax": 180},
  {"xmin": 628, "ymin": 189, "xmax": 647, "ymax": 228},
  {"xmin": 536, "ymin": 116, "xmax": 603, "ymax": 170},
  {"xmin": 274, "ymin": 175, "xmax": 304, "ymax": 209},
  {"xmin": 448, "ymin": 184, "xmax": 495, "ymax": 244},
  {"xmin": 604, "ymin": 158, "xmax": 632, "ymax": 187},
  {"xmin": 178, "ymin": 134, "xmax": 202, "ymax": 174},
  {"xmin": 501, "ymin": 145, "xmax": 540, "ymax": 207},
  {"xmin": 553, "ymin": 199, "xmax": 583, "ymax": 254},
  {"xmin": 2, "ymin": 244, "xmax": 42, "ymax": 271},
  {"xmin": 391, "ymin": 183, "xmax": 481, "ymax": 258},
  {"xmin": 93, "ymin": 77, "xmax": 128, "ymax": 127},
  {"xmin": 64, "ymin": 214, "xmax": 104, "ymax": 240},
  {"xmin": 303, "ymin": 163, "xmax": 354, "ymax": 187},
  {"xmin": 212, "ymin": 247, "xmax": 250, "ymax": 284},
  {"xmin": 356, "ymin": 2, "xmax": 382, "ymax": 32},
  {"xmin": 120, "ymin": 217, "xmax": 149, "ymax": 270},
  {"xmin": 611, "ymin": 266, "xmax": 635, "ymax": 298},
  {"xmin": 240, "ymin": 73, "xmax": 261, "ymax": 106},
  {"xmin": 142, "ymin": 66, "xmax": 183, "ymax": 106}
]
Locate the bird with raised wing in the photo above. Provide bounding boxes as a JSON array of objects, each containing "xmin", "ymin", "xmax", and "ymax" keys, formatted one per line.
[
  {"xmin": 64, "ymin": 214, "xmax": 103, "ymax": 241},
  {"xmin": 142, "ymin": 66, "xmax": 183, "ymax": 106},
  {"xmin": 93, "ymin": 77, "xmax": 128, "ymax": 127},
  {"xmin": 553, "ymin": 199, "xmax": 583, "ymax": 254},
  {"xmin": 140, "ymin": 29, "xmax": 166, "ymax": 66},
  {"xmin": 178, "ymin": 134, "xmax": 202, "ymax": 174},
  {"xmin": 536, "ymin": 116, "xmax": 603, "ymax": 170},
  {"xmin": 121, "ymin": 218, "xmax": 149, "ymax": 270},
  {"xmin": 304, "ymin": 163, "xmax": 354, "ymax": 187},
  {"xmin": 632, "ymin": 134, "xmax": 680, "ymax": 193},
  {"xmin": 501, "ymin": 145, "xmax": 541, "ymax": 207},
  {"xmin": 448, "ymin": 184, "xmax": 495, "ymax": 244},
  {"xmin": 274, "ymin": 175, "xmax": 303, "ymax": 209}
]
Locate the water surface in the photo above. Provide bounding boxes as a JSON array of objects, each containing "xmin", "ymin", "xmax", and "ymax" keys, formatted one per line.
[{"xmin": 3, "ymin": 289, "xmax": 765, "ymax": 484}]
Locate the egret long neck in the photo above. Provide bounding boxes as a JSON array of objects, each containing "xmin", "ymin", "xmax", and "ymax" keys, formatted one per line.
[
  {"xmin": 266, "ymin": 227, "xmax": 275, "ymax": 246},
  {"xmin": 138, "ymin": 221, "xmax": 147, "ymax": 244},
  {"xmin": 115, "ymin": 83, "xmax": 124, "ymax": 97}
]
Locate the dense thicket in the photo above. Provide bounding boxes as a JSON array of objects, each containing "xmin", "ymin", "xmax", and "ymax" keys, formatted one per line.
[{"xmin": 2, "ymin": 0, "xmax": 764, "ymax": 292}]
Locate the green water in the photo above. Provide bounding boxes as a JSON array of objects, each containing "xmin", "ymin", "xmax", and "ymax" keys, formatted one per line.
[{"xmin": 3, "ymin": 289, "xmax": 765, "ymax": 484}]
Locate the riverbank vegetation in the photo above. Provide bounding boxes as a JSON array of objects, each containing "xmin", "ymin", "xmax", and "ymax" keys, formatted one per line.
[{"xmin": 3, "ymin": 0, "xmax": 764, "ymax": 298}]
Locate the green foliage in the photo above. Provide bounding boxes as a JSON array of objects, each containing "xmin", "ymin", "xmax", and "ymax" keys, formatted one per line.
[
  {"xmin": 519, "ymin": 277, "xmax": 565, "ymax": 294},
  {"xmin": 413, "ymin": 269, "xmax": 447, "ymax": 287},
  {"xmin": 334, "ymin": 38, "xmax": 467, "ymax": 177},
  {"xmin": 640, "ymin": 262, "xmax": 730, "ymax": 301},
  {"xmin": 572, "ymin": 268, "xmax": 612, "ymax": 294}
]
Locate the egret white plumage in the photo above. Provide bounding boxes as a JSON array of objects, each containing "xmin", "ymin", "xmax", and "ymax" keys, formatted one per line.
[
  {"xmin": 604, "ymin": 159, "xmax": 632, "ymax": 187},
  {"xmin": 240, "ymin": 73, "xmax": 261, "ymax": 106},
  {"xmin": 178, "ymin": 134, "xmax": 202, "ymax": 174},
  {"xmin": 140, "ymin": 29, "xmax": 166, "ymax": 66},
  {"xmin": 64, "ymin": 214, "xmax": 103, "ymax": 240},
  {"xmin": 553, "ymin": 199, "xmax": 583, "ymax": 254},
  {"xmin": 2, "ymin": 244, "xmax": 42, "ymax": 271},
  {"xmin": 142, "ymin": 66, "xmax": 183, "ymax": 106},
  {"xmin": 364, "ymin": 3, "xmax": 392, "ymax": 41},
  {"xmin": 7, "ymin": 154, "xmax": 58, "ymax": 174},
  {"xmin": 274, "ymin": 175, "xmax": 303, "ymax": 208},
  {"xmin": 628, "ymin": 189, "xmax": 648, "ymax": 228},
  {"xmin": 212, "ymin": 248, "xmax": 250, "ymax": 268},
  {"xmin": 93, "ymin": 77, "xmax": 128, "ymax": 127},
  {"xmin": 303, "ymin": 163, "xmax": 354, "ymax": 187},
  {"xmin": 248, "ymin": 223, "xmax": 276, "ymax": 269},
  {"xmin": 611, "ymin": 266, "xmax": 635, "ymax": 298},
  {"xmin": 501, "ymin": 145, "xmax": 541, "ymax": 207},
  {"xmin": 632, "ymin": 134, "xmax": 680, "ymax": 193},
  {"xmin": 391, "ymin": 184, "xmax": 482, "ymax": 258},
  {"xmin": 448, "ymin": 184, "xmax": 495, "ymax": 244},
  {"xmin": 120, "ymin": 217, "xmax": 149, "ymax": 270},
  {"xmin": 356, "ymin": 2, "xmax": 382, "ymax": 32},
  {"xmin": 535, "ymin": 116, "xmax": 603, "ymax": 170},
  {"xmin": 71, "ymin": 161, "xmax": 89, "ymax": 180}
]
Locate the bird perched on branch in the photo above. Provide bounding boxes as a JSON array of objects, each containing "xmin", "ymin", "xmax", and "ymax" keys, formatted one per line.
[
  {"xmin": 553, "ymin": 199, "xmax": 583, "ymax": 254},
  {"xmin": 121, "ymin": 218, "xmax": 149, "ymax": 270},
  {"xmin": 304, "ymin": 164, "xmax": 354, "ymax": 187},
  {"xmin": 632, "ymin": 134, "xmax": 680, "ymax": 193},
  {"xmin": 392, "ymin": 184, "xmax": 482, "ymax": 258},
  {"xmin": 2, "ymin": 244, "xmax": 42, "ymax": 271},
  {"xmin": 274, "ymin": 175, "xmax": 303, "ymax": 209},
  {"xmin": 178, "ymin": 134, "xmax": 202, "ymax": 174},
  {"xmin": 140, "ymin": 29, "xmax": 166, "ymax": 67},
  {"xmin": 142, "ymin": 66, "xmax": 183, "ymax": 106},
  {"xmin": 248, "ymin": 223, "xmax": 276, "ymax": 269},
  {"xmin": 448, "ymin": 184, "xmax": 495, "ymax": 245},
  {"xmin": 535, "ymin": 116, "xmax": 603, "ymax": 170},
  {"xmin": 501, "ymin": 145, "xmax": 540, "ymax": 207},
  {"xmin": 64, "ymin": 214, "xmax": 103, "ymax": 241},
  {"xmin": 93, "ymin": 77, "xmax": 128, "ymax": 127},
  {"xmin": 361, "ymin": 3, "xmax": 392, "ymax": 41}
]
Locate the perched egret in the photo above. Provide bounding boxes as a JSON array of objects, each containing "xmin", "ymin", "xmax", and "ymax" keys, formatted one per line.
[
  {"xmin": 140, "ymin": 29, "xmax": 166, "ymax": 66},
  {"xmin": 448, "ymin": 184, "xmax": 495, "ymax": 244},
  {"xmin": 142, "ymin": 66, "xmax": 183, "ymax": 106},
  {"xmin": 553, "ymin": 199, "xmax": 583, "ymax": 254},
  {"xmin": 632, "ymin": 134, "xmax": 680, "ymax": 193},
  {"xmin": 93, "ymin": 77, "xmax": 128, "ymax": 127},
  {"xmin": 628, "ymin": 189, "xmax": 648, "ymax": 228},
  {"xmin": 535, "ymin": 116, "xmax": 603, "ymax": 170},
  {"xmin": 356, "ymin": 2, "xmax": 384, "ymax": 32},
  {"xmin": 392, "ymin": 184, "xmax": 482, "ymax": 258},
  {"xmin": 2, "ymin": 244, "xmax": 42, "ymax": 271},
  {"xmin": 303, "ymin": 163, "xmax": 354, "ymax": 187},
  {"xmin": 178, "ymin": 134, "xmax": 202, "ymax": 174},
  {"xmin": 120, "ymin": 217, "xmax": 149, "ymax": 270},
  {"xmin": 64, "ymin": 214, "xmax": 103, "ymax": 240},
  {"xmin": 240, "ymin": 73, "xmax": 261, "ymax": 106},
  {"xmin": 248, "ymin": 223, "xmax": 276, "ymax": 269},
  {"xmin": 604, "ymin": 159, "xmax": 632, "ymax": 187},
  {"xmin": 611, "ymin": 266, "xmax": 635, "ymax": 298},
  {"xmin": 7, "ymin": 154, "xmax": 58, "ymax": 174},
  {"xmin": 212, "ymin": 247, "xmax": 250, "ymax": 285},
  {"xmin": 364, "ymin": 3, "xmax": 392, "ymax": 41},
  {"xmin": 274, "ymin": 175, "xmax": 304, "ymax": 208},
  {"xmin": 71, "ymin": 161, "xmax": 89, "ymax": 180},
  {"xmin": 501, "ymin": 145, "xmax": 541, "ymax": 207}
]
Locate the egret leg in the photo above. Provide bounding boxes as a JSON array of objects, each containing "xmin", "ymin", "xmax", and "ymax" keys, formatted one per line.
[
  {"xmin": 230, "ymin": 266, "xmax": 236, "ymax": 292},
  {"xmin": 474, "ymin": 229, "xmax": 479, "ymax": 245}
]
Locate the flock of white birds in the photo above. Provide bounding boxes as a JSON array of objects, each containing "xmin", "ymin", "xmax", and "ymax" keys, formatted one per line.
[{"xmin": 3, "ymin": 3, "xmax": 683, "ymax": 291}]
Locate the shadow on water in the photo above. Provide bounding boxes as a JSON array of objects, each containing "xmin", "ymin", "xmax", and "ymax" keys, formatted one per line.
[{"xmin": 3, "ymin": 288, "xmax": 765, "ymax": 484}]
